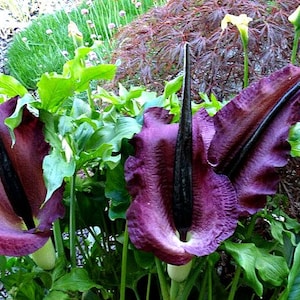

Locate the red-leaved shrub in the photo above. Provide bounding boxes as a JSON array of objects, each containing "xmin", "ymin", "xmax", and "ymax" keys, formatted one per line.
[{"xmin": 110, "ymin": 0, "xmax": 299, "ymax": 100}]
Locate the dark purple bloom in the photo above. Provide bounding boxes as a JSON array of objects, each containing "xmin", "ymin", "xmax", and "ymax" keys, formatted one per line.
[
  {"xmin": 0, "ymin": 97, "xmax": 64, "ymax": 256},
  {"xmin": 125, "ymin": 65, "xmax": 300, "ymax": 265}
]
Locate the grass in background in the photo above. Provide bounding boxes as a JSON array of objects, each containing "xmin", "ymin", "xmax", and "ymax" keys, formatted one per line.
[{"xmin": 6, "ymin": 0, "xmax": 166, "ymax": 89}]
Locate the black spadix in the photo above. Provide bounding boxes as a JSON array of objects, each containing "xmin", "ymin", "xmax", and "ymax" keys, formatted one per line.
[{"xmin": 172, "ymin": 43, "xmax": 193, "ymax": 242}]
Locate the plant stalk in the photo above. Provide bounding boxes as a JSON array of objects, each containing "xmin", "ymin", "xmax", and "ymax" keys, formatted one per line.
[
  {"xmin": 243, "ymin": 43, "xmax": 249, "ymax": 88},
  {"xmin": 170, "ymin": 280, "xmax": 180, "ymax": 300},
  {"xmin": 146, "ymin": 272, "xmax": 152, "ymax": 300},
  {"xmin": 120, "ymin": 222, "xmax": 129, "ymax": 300},
  {"xmin": 53, "ymin": 219, "xmax": 65, "ymax": 260},
  {"xmin": 208, "ymin": 263, "xmax": 213, "ymax": 300},
  {"xmin": 69, "ymin": 173, "xmax": 77, "ymax": 268},
  {"xmin": 155, "ymin": 257, "xmax": 170, "ymax": 300},
  {"xmin": 291, "ymin": 29, "xmax": 300, "ymax": 65},
  {"xmin": 228, "ymin": 265, "xmax": 242, "ymax": 300}
]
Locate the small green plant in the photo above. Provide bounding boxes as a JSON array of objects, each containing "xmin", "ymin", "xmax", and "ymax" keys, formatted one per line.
[{"xmin": 6, "ymin": 0, "xmax": 166, "ymax": 89}]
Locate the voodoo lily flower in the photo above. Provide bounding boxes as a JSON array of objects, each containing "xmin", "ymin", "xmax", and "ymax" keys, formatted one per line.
[
  {"xmin": 125, "ymin": 47, "xmax": 300, "ymax": 265},
  {"xmin": 0, "ymin": 97, "xmax": 64, "ymax": 256}
]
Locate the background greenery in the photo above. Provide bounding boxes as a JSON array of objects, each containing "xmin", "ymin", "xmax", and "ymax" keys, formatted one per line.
[{"xmin": 6, "ymin": 0, "xmax": 166, "ymax": 89}]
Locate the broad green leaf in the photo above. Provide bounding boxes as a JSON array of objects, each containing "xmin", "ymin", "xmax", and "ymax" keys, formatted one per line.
[
  {"xmin": 43, "ymin": 149, "xmax": 76, "ymax": 201},
  {"xmin": 37, "ymin": 72, "xmax": 74, "ymax": 111},
  {"xmin": 279, "ymin": 243, "xmax": 300, "ymax": 300},
  {"xmin": 108, "ymin": 116, "xmax": 141, "ymax": 151},
  {"xmin": 269, "ymin": 219, "xmax": 295, "ymax": 245},
  {"xmin": 289, "ymin": 123, "xmax": 300, "ymax": 157},
  {"xmin": 75, "ymin": 64, "xmax": 117, "ymax": 92},
  {"xmin": 96, "ymin": 87, "xmax": 121, "ymax": 105},
  {"xmin": 0, "ymin": 73, "xmax": 27, "ymax": 98},
  {"xmin": 44, "ymin": 291, "xmax": 70, "ymax": 300},
  {"xmin": 105, "ymin": 162, "xmax": 131, "ymax": 220},
  {"xmin": 224, "ymin": 241, "xmax": 263, "ymax": 296},
  {"xmin": 256, "ymin": 249, "xmax": 289, "ymax": 286},
  {"xmin": 78, "ymin": 143, "xmax": 114, "ymax": 169},
  {"xmin": 74, "ymin": 46, "xmax": 92, "ymax": 60},
  {"xmin": 39, "ymin": 110, "xmax": 63, "ymax": 150},
  {"xmin": 58, "ymin": 115, "xmax": 74, "ymax": 137},
  {"xmin": 4, "ymin": 94, "xmax": 37, "ymax": 145},
  {"xmin": 119, "ymin": 83, "xmax": 144, "ymax": 102},
  {"xmin": 72, "ymin": 97, "xmax": 92, "ymax": 118},
  {"xmin": 52, "ymin": 268, "xmax": 101, "ymax": 292},
  {"xmin": 62, "ymin": 47, "xmax": 116, "ymax": 92},
  {"xmin": 73, "ymin": 122, "xmax": 95, "ymax": 153},
  {"xmin": 82, "ymin": 116, "xmax": 140, "ymax": 168},
  {"xmin": 225, "ymin": 241, "xmax": 289, "ymax": 296},
  {"xmin": 163, "ymin": 74, "xmax": 183, "ymax": 99},
  {"xmin": 133, "ymin": 250, "xmax": 155, "ymax": 269}
]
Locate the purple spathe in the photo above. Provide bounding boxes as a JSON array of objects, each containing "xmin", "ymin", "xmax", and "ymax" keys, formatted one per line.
[{"xmin": 0, "ymin": 97, "xmax": 64, "ymax": 256}]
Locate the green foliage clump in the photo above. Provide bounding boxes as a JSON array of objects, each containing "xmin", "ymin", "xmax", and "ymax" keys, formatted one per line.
[{"xmin": 6, "ymin": 0, "xmax": 166, "ymax": 89}]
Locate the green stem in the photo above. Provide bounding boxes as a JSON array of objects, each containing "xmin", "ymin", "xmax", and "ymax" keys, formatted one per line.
[
  {"xmin": 291, "ymin": 29, "xmax": 300, "ymax": 65},
  {"xmin": 53, "ymin": 219, "xmax": 65, "ymax": 260},
  {"xmin": 146, "ymin": 273, "xmax": 152, "ymax": 300},
  {"xmin": 228, "ymin": 265, "xmax": 242, "ymax": 300},
  {"xmin": 155, "ymin": 257, "xmax": 170, "ymax": 300},
  {"xmin": 207, "ymin": 264, "xmax": 213, "ymax": 300},
  {"xmin": 246, "ymin": 214, "xmax": 259, "ymax": 240},
  {"xmin": 198, "ymin": 265, "xmax": 208, "ymax": 300},
  {"xmin": 120, "ymin": 222, "xmax": 129, "ymax": 300},
  {"xmin": 243, "ymin": 43, "xmax": 249, "ymax": 88},
  {"xmin": 170, "ymin": 280, "xmax": 180, "ymax": 300},
  {"xmin": 69, "ymin": 173, "xmax": 77, "ymax": 268},
  {"xmin": 180, "ymin": 259, "xmax": 206, "ymax": 300},
  {"xmin": 227, "ymin": 215, "xmax": 257, "ymax": 299}
]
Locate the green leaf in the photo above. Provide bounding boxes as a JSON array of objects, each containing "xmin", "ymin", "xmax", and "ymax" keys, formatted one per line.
[
  {"xmin": 44, "ymin": 291, "xmax": 70, "ymax": 300},
  {"xmin": 52, "ymin": 268, "xmax": 101, "ymax": 292},
  {"xmin": 105, "ymin": 162, "xmax": 131, "ymax": 220},
  {"xmin": 73, "ymin": 122, "xmax": 95, "ymax": 153},
  {"xmin": 43, "ymin": 149, "xmax": 76, "ymax": 201},
  {"xmin": 62, "ymin": 46, "xmax": 116, "ymax": 92},
  {"xmin": 133, "ymin": 250, "xmax": 155, "ymax": 269},
  {"xmin": 256, "ymin": 249, "xmax": 289, "ymax": 286},
  {"xmin": 289, "ymin": 123, "xmax": 300, "ymax": 157},
  {"xmin": 80, "ymin": 116, "xmax": 140, "ymax": 169},
  {"xmin": 279, "ymin": 243, "xmax": 300, "ymax": 300},
  {"xmin": 39, "ymin": 110, "xmax": 62, "ymax": 150},
  {"xmin": 4, "ymin": 94, "xmax": 37, "ymax": 145},
  {"xmin": 76, "ymin": 64, "xmax": 116, "ymax": 92},
  {"xmin": 225, "ymin": 241, "xmax": 289, "ymax": 297},
  {"xmin": 119, "ymin": 83, "xmax": 144, "ymax": 102},
  {"xmin": 163, "ymin": 75, "xmax": 183, "ymax": 99},
  {"xmin": 270, "ymin": 219, "xmax": 295, "ymax": 245},
  {"xmin": 0, "ymin": 256, "xmax": 7, "ymax": 274},
  {"xmin": 37, "ymin": 73, "xmax": 75, "ymax": 111},
  {"xmin": 225, "ymin": 241, "xmax": 263, "ymax": 296},
  {"xmin": 0, "ymin": 73, "xmax": 27, "ymax": 98}
]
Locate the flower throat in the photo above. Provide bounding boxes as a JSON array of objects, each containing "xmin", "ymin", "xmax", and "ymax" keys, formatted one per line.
[{"xmin": 0, "ymin": 136, "xmax": 35, "ymax": 230}]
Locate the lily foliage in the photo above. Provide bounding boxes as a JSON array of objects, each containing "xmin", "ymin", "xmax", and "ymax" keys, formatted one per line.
[{"xmin": 0, "ymin": 35, "xmax": 300, "ymax": 300}]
